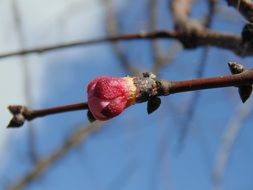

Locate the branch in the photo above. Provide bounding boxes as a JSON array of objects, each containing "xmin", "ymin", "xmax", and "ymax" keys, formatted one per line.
[
  {"xmin": 156, "ymin": 63, "xmax": 253, "ymax": 96},
  {"xmin": 7, "ymin": 62, "xmax": 253, "ymax": 127},
  {"xmin": 149, "ymin": 0, "xmax": 180, "ymax": 74},
  {"xmin": 170, "ymin": 0, "xmax": 203, "ymax": 31},
  {"xmin": 7, "ymin": 102, "xmax": 88, "ymax": 128},
  {"xmin": 177, "ymin": 0, "xmax": 218, "ymax": 151},
  {"xmin": 0, "ymin": 31, "xmax": 176, "ymax": 59},
  {"xmin": 226, "ymin": 0, "xmax": 253, "ymax": 22},
  {"xmin": 0, "ymin": 29, "xmax": 252, "ymax": 58},
  {"xmin": 8, "ymin": 122, "xmax": 102, "ymax": 190}
]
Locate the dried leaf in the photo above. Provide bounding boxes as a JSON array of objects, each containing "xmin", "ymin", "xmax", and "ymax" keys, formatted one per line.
[
  {"xmin": 147, "ymin": 97, "xmax": 161, "ymax": 114},
  {"xmin": 238, "ymin": 85, "xmax": 253, "ymax": 103}
]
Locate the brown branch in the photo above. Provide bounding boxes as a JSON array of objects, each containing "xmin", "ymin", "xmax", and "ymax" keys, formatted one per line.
[
  {"xmin": 7, "ymin": 62, "xmax": 253, "ymax": 127},
  {"xmin": 149, "ymin": 0, "xmax": 181, "ymax": 74},
  {"xmin": 7, "ymin": 102, "xmax": 88, "ymax": 128},
  {"xmin": 0, "ymin": 29, "xmax": 251, "ymax": 58},
  {"xmin": 0, "ymin": 31, "xmax": 174, "ymax": 59},
  {"xmin": 149, "ymin": 0, "xmax": 164, "ymax": 74},
  {"xmin": 163, "ymin": 69, "xmax": 253, "ymax": 94},
  {"xmin": 8, "ymin": 122, "xmax": 102, "ymax": 190},
  {"xmin": 206, "ymin": 0, "xmax": 218, "ymax": 27},
  {"xmin": 226, "ymin": 0, "xmax": 253, "ymax": 22}
]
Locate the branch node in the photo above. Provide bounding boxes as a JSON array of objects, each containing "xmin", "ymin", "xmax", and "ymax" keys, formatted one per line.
[{"xmin": 7, "ymin": 105, "xmax": 31, "ymax": 128}]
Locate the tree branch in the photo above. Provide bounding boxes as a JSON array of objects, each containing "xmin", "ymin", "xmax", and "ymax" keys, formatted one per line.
[
  {"xmin": 7, "ymin": 102, "xmax": 88, "ymax": 128},
  {"xmin": 163, "ymin": 69, "xmax": 253, "ymax": 94},
  {"xmin": 226, "ymin": 0, "xmax": 253, "ymax": 22},
  {"xmin": 7, "ymin": 62, "xmax": 253, "ymax": 128},
  {"xmin": 0, "ymin": 29, "xmax": 252, "ymax": 59},
  {"xmin": 12, "ymin": 0, "xmax": 38, "ymax": 163}
]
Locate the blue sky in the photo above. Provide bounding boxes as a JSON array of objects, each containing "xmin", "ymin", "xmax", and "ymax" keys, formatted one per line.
[{"xmin": 1, "ymin": 0, "xmax": 253, "ymax": 190}]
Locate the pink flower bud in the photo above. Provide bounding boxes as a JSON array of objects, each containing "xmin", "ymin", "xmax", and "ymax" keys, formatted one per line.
[{"xmin": 87, "ymin": 76, "xmax": 137, "ymax": 121}]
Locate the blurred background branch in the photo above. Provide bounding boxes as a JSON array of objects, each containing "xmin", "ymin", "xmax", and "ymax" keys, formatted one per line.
[
  {"xmin": 9, "ymin": 122, "xmax": 102, "ymax": 190},
  {"xmin": 11, "ymin": 0, "xmax": 38, "ymax": 163}
]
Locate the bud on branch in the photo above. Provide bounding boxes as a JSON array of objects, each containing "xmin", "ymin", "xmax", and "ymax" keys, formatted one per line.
[{"xmin": 7, "ymin": 62, "xmax": 253, "ymax": 128}]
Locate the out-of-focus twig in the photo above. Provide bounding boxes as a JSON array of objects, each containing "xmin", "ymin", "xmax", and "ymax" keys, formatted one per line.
[
  {"xmin": 7, "ymin": 102, "xmax": 88, "ymax": 128},
  {"xmin": 12, "ymin": 0, "xmax": 38, "ymax": 162},
  {"xmin": 147, "ymin": 2, "xmax": 174, "ymax": 189},
  {"xmin": 149, "ymin": 0, "xmax": 165, "ymax": 74},
  {"xmin": 177, "ymin": 0, "xmax": 217, "ymax": 151},
  {"xmin": 149, "ymin": 0, "xmax": 181, "ymax": 74},
  {"xmin": 8, "ymin": 122, "xmax": 102, "ymax": 190},
  {"xmin": 7, "ymin": 63, "xmax": 253, "ymax": 127},
  {"xmin": 0, "ymin": 29, "xmax": 252, "ymax": 58},
  {"xmin": 170, "ymin": 0, "xmax": 204, "ymax": 32},
  {"xmin": 212, "ymin": 99, "xmax": 253, "ymax": 190},
  {"xmin": 102, "ymin": 0, "xmax": 140, "ymax": 75},
  {"xmin": 226, "ymin": 0, "xmax": 253, "ymax": 22}
]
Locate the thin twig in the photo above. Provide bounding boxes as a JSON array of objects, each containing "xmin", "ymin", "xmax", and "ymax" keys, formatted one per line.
[
  {"xmin": 7, "ymin": 102, "xmax": 88, "ymax": 128},
  {"xmin": 170, "ymin": 0, "xmax": 204, "ymax": 32},
  {"xmin": 149, "ymin": 0, "xmax": 165, "ymax": 74},
  {"xmin": 226, "ymin": 0, "xmax": 253, "ymax": 22},
  {"xmin": 0, "ymin": 29, "xmax": 252, "ymax": 58},
  {"xmin": 103, "ymin": 0, "xmax": 140, "ymax": 75},
  {"xmin": 165, "ymin": 69, "xmax": 253, "ymax": 94},
  {"xmin": 177, "ymin": 0, "xmax": 217, "ymax": 151},
  {"xmin": 0, "ymin": 31, "xmax": 175, "ymax": 59}
]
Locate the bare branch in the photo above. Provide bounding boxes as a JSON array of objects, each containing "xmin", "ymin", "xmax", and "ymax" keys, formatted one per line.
[
  {"xmin": 149, "ymin": 0, "xmax": 165, "ymax": 74},
  {"xmin": 8, "ymin": 122, "xmax": 102, "ymax": 190},
  {"xmin": 7, "ymin": 102, "xmax": 88, "ymax": 128},
  {"xmin": 149, "ymin": 0, "xmax": 180, "ymax": 74},
  {"xmin": 103, "ymin": 0, "xmax": 140, "ymax": 75},
  {"xmin": 0, "ymin": 29, "xmax": 252, "ymax": 58},
  {"xmin": 170, "ymin": 0, "xmax": 204, "ymax": 32},
  {"xmin": 226, "ymin": 0, "xmax": 253, "ymax": 22},
  {"xmin": 164, "ymin": 67, "xmax": 253, "ymax": 95},
  {"xmin": 177, "ymin": 0, "xmax": 218, "ymax": 151},
  {"xmin": 11, "ymin": 0, "xmax": 38, "ymax": 163}
]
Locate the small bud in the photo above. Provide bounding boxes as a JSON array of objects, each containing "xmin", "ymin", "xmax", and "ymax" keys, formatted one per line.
[
  {"xmin": 87, "ymin": 76, "xmax": 137, "ymax": 121},
  {"xmin": 228, "ymin": 62, "xmax": 245, "ymax": 74}
]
